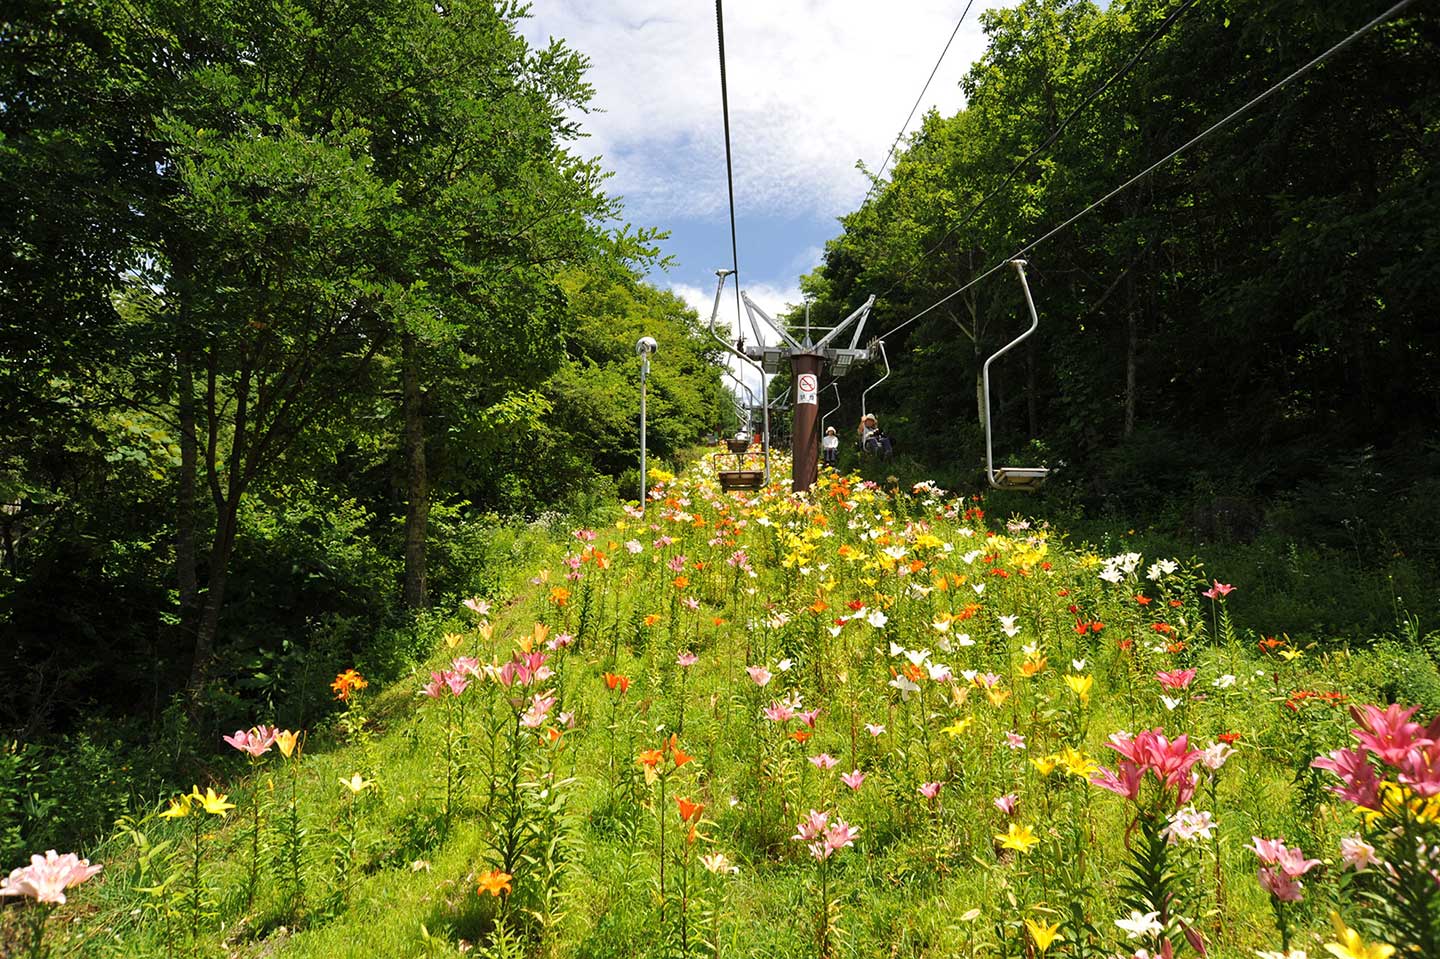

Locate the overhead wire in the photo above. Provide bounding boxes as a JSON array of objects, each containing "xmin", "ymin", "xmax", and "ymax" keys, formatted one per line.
[
  {"xmin": 874, "ymin": 0, "xmax": 1202, "ymax": 304},
  {"xmin": 874, "ymin": 0, "xmax": 1421, "ymax": 343},
  {"xmin": 872, "ymin": 1, "xmax": 978, "ymax": 185},
  {"xmin": 714, "ymin": 0, "xmax": 751, "ymax": 394}
]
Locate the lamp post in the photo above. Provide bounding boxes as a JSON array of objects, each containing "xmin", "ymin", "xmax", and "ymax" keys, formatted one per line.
[{"xmin": 636, "ymin": 335, "xmax": 658, "ymax": 512}]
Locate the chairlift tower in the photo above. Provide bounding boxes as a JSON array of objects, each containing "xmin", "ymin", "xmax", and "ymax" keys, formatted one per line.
[{"xmin": 737, "ymin": 290, "xmax": 875, "ymax": 493}]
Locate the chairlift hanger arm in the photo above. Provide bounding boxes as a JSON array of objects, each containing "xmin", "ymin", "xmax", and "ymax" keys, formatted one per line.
[
  {"xmin": 740, "ymin": 291, "xmax": 803, "ymax": 351},
  {"xmin": 981, "ymin": 260, "xmax": 1049, "ymax": 491},
  {"xmin": 821, "ymin": 381, "xmax": 841, "ymax": 430},
  {"xmin": 706, "ymin": 269, "xmax": 771, "ymax": 485},
  {"xmin": 811, "ymin": 294, "xmax": 874, "ymax": 351},
  {"xmin": 860, "ymin": 340, "xmax": 890, "ymax": 421}
]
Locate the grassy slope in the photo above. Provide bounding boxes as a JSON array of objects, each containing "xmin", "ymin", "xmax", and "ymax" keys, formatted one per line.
[{"xmin": 28, "ymin": 458, "xmax": 1413, "ymax": 959}]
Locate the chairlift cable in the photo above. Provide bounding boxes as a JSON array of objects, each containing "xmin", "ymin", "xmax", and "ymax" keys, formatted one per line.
[
  {"xmin": 874, "ymin": 0, "xmax": 1202, "ymax": 304},
  {"xmin": 715, "ymin": 0, "xmax": 745, "ymax": 356},
  {"xmin": 872, "ymin": 1, "xmax": 978, "ymax": 186},
  {"xmin": 873, "ymin": 0, "xmax": 1420, "ymax": 343}
]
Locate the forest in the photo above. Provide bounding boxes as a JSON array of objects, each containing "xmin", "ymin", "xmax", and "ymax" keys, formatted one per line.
[
  {"xmin": 1, "ymin": 0, "xmax": 731, "ymax": 855},
  {"xmin": 803, "ymin": 0, "xmax": 1439, "ymax": 635},
  {"xmin": 1, "ymin": 0, "xmax": 1438, "ymax": 957}
]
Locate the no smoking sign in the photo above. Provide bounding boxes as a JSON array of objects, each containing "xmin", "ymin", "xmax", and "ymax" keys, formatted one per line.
[{"xmin": 797, "ymin": 372, "xmax": 818, "ymax": 405}]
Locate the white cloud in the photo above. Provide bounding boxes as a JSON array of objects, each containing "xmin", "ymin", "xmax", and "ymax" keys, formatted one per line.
[
  {"xmin": 521, "ymin": 2, "xmax": 1010, "ymax": 223},
  {"xmin": 670, "ymin": 279, "xmax": 801, "ymax": 343},
  {"xmin": 670, "ymin": 278, "xmax": 801, "ymax": 405}
]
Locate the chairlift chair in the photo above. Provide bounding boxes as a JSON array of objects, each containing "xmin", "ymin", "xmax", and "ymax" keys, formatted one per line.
[
  {"xmin": 981, "ymin": 260, "xmax": 1050, "ymax": 491},
  {"xmin": 858, "ymin": 341, "xmax": 894, "ymax": 457},
  {"xmin": 705, "ymin": 269, "xmax": 772, "ymax": 489},
  {"xmin": 860, "ymin": 340, "xmax": 890, "ymax": 423}
]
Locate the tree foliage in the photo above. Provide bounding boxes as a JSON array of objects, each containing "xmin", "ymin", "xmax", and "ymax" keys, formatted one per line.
[
  {"xmin": 808, "ymin": 0, "xmax": 1439, "ymax": 544},
  {"xmin": 0, "ymin": 0, "xmax": 726, "ymax": 741}
]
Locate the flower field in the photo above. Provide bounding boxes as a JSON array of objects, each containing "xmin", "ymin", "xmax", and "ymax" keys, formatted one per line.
[{"xmin": 5, "ymin": 457, "xmax": 1433, "ymax": 959}]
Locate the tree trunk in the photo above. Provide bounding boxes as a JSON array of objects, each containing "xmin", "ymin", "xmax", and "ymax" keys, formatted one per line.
[
  {"xmin": 190, "ymin": 501, "xmax": 240, "ymax": 691},
  {"xmin": 401, "ymin": 331, "xmax": 429, "ymax": 610},
  {"xmin": 189, "ymin": 354, "xmax": 252, "ymax": 691},
  {"xmin": 177, "ymin": 344, "xmax": 200, "ymax": 638}
]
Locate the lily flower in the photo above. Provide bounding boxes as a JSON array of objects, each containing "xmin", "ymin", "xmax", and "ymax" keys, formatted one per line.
[
  {"xmin": 1324, "ymin": 910, "xmax": 1395, "ymax": 959},
  {"xmin": 189, "ymin": 786, "xmax": 235, "ymax": 817},
  {"xmin": 223, "ymin": 726, "xmax": 278, "ymax": 758},
  {"xmin": 0, "ymin": 851, "xmax": 102, "ymax": 904},
  {"xmin": 995, "ymin": 822, "xmax": 1040, "ymax": 852},
  {"xmin": 1025, "ymin": 918, "xmax": 1063, "ymax": 955},
  {"xmin": 1115, "ymin": 910, "xmax": 1163, "ymax": 940},
  {"xmin": 477, "ymin": 869, "xmax": 512, "ymax": 897},
  {"xmin": 700, "ymin": 852, "xmax": 739, "ymax": 875}
]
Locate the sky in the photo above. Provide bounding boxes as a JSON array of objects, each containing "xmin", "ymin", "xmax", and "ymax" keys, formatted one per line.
[{"xmin": 519, "ymin": 1, "xmax": 1013, "ymax": 397}]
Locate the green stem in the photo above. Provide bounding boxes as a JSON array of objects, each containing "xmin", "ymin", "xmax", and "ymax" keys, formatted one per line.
[
  {"xmin": 25, "ymin": 903, "xmax": 52, "ymax": 959},
  {"xmin": 444, "ymin": 694, "xmax": 456, "ymax": 834},
  {"xmin": 189, "ymin": 812, "xmax": 204, "ymax": 951},
  {"xmin": 819, "ymin": 858, "xmax": 830, "ymax": 959},
  {"xmin": 246, "ymin": 782, "xmax": 261, "ymax": 912},
  {"xmin": 658, "ymin": 768, "xmax": 668, "ymax": 925}
]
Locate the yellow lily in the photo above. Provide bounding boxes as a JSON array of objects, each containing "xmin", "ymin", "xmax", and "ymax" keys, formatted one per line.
[
  {"xmin": 940, "ymin": 717, "xmax": 974, "ymax": 738},
  {"xmin": 339, "ymin": 773, "xmax": 374, "ymax": 794},
  {"xmin": 1059, "ymin": 747, "xmax": 1099, "ymax": 779},
  {"xmin": 1064, "ymin": 674, "xmax": 1093, "ymax": 704},
  {"xmin": 1025, "ymin": 917, "xmax": 1063, "ymax": 954},
  {"xmin": 1031, "ymin": 755, "xmax": 1058, "ymax": 777},
  {"xmin": 996, "ymin": 822, "xmax": 1040, "ymax": 852},
  {"xmin": 275, "ymin": 729, "xmax": 300, "ymax": 759},
  {"xmin": 1324, "ymin": 911, "xmax": 1395, "ymax": 959},
  {"xmin": 985, "ymin": 686, "xmax": 1011, "ymax": 708},
  {"xmin": 189, "ymin": 786, "xmax": 235, "ymax": 817},
  {"xmin": 159, "ymin": 795, "xmax": 191, "ymax": 819}
]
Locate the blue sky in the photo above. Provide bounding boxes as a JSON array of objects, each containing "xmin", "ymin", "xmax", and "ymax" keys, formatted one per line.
[{"xmin": 520, "ymin": 1, "xmax": 1014, "ymax": 393}]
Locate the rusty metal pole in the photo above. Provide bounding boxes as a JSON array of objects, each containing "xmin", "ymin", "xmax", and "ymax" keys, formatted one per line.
[{"xmin": 791, "ymin": 352, "xmax": 823, "ymax": 492}]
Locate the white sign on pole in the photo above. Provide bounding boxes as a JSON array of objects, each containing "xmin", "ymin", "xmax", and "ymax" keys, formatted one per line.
[{"xmin": 797, "ymin": 372, "xmax": 818, "ymax": 405}]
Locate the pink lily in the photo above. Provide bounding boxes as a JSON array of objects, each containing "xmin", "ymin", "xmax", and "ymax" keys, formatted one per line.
[
  {"xmin": 223, "ymin": 726, "xmax": 278, "ymax": 758},
  {"xmin": 0, "ymin": 850, "xmax": 102, "ymax": 904}
]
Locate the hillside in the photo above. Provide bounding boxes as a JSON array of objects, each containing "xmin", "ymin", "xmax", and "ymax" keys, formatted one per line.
[{"xmin": 6, "ymin": 456, "xmax": 1434, "ymax": 958}]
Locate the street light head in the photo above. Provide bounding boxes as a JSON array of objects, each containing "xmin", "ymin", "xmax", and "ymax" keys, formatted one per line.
[{"xmin": 635, "ymin": 336, "xmax": 659, "ymax": 355}]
